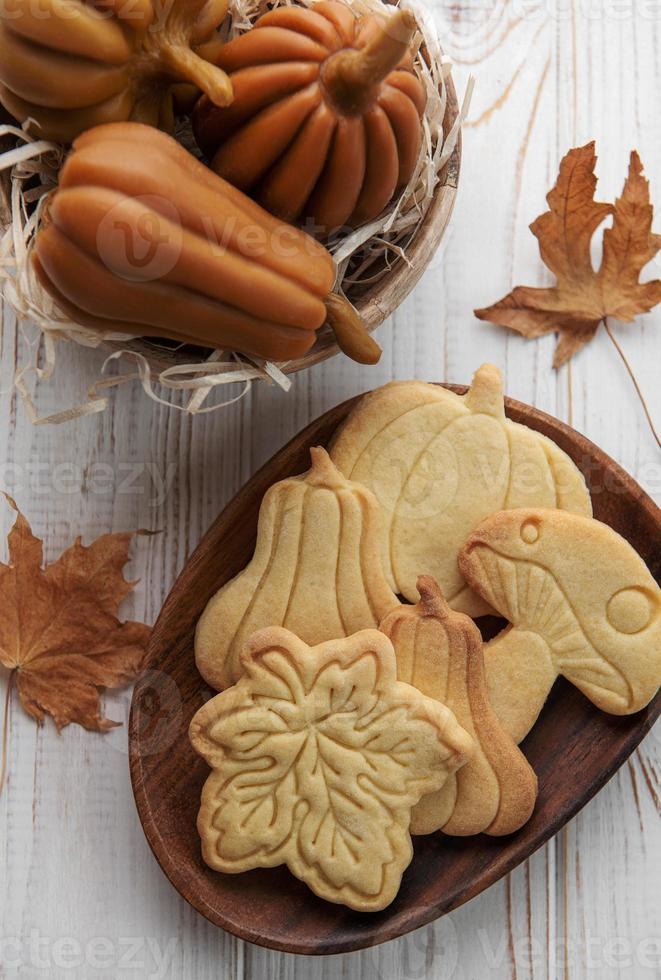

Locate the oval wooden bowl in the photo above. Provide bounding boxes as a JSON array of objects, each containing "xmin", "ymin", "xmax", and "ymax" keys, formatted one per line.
[{"xmin": 128, "ymin": 389, "xmax": 660, "ymax": 955}]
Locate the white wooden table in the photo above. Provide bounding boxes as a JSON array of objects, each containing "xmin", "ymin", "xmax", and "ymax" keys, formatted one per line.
[{"xmin": 1, "ymin": 1, "xmax": 660, "ymax": 977}]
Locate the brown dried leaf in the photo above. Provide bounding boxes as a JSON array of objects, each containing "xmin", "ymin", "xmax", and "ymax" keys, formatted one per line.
[
  {"xmin": 0, "ymin": 496, "xmax": 150, "ymax": 731},
  {"xmin": 475, "ymin": 143, "xmax": 661, "ymax": 366}
]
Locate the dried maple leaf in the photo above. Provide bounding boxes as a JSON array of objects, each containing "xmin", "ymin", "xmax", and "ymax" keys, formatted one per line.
[
  {"xmin": 0, "ymin": 496, "xmax": 150, "ymax": 731},
  {"xmin": 475, "ymin": 142, "xmax": 661, "ymax": 366}
]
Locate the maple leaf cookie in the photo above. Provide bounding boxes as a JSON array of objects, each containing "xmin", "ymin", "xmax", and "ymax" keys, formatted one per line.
[
  {"xmin": 329, "ymin": 364, "xmax": 592, "ymax": 616},
  {"xmin": 195, "ymin": 447, "xmax": 400, "ymax": 691},
  {"xmin": 460, "ymin": 509, "xmax": 661, "ymax": 742},
  {"xmin": 189, "ymin": 627, "xmax": 474, "ymax": 912},
  {"xmin": 380, "ymin": 576, "xmax": 538, "ymax": 836}
]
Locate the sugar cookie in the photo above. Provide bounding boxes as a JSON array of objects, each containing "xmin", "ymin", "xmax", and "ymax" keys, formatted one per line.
[
  {"xmin": 196, "ymin": 447, "xmax": 400, "ymax": 691},
  {"xmin": 330, "ymin": 364, "xmax": 592, "ymax": 616},
  {"xmin": 459, "ymin": 509, "xmax": 661, "ymax": 742},
  {"xmin": 190, "ymin": 627, "xmax": 474, "ymax": 912},
  {"xmin": 380, "ymin": 576, "xmax": 537, "ymax": 836}
]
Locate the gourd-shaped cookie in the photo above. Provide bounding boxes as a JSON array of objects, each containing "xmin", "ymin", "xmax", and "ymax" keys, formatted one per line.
[
  {"xmin": 196, "ymin": 447, "xmax": 400, "ymax": 691},
  {"xmin": 190, "ymin": 626, "xmax": 474, "ymax": 911},
  {"xmin": 193, "ymin": 3, "xmax": 425, "ymax": 232},
  {"xmin": 0, "ymin": 0, "xmax": 232, "ymax": 142},
  {"xmin": 380, "ymin": 576, "xmax": 537, "ymax": 836},
  {"xmin": 330, "ymin": 364, "xmax": 592, "ymax": 617},
  {"xmin": 459, "ymin": 509, "xmax": 661, "ymax": 743}
]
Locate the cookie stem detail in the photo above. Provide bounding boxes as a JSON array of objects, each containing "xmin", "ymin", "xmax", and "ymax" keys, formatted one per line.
[
  {"xmin": 464, "ymin": 363, "xmax": 506, "ymax": 418},
  {"xmin": 416, "ymin": 575, "xmax": 451, "ymax": 620},
  {"xmin": 306, "ymin": 446, "xmax": 348, "ymax": 488}
]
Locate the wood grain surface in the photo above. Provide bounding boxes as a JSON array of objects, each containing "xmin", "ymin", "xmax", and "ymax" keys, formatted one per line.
[
  {"xmin": 0, "ymin": 0, "xmax": 660, "ymax": 977},
  {"xmin": 129, "ymin": 390, "xmax": 661, "ymax": 956}
]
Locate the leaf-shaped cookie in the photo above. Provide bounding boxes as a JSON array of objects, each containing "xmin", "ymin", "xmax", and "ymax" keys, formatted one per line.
[
  {"xmin": 380, "ymin": 576, "xmax": 537, "ymax": 836},
  {"xmin": 196, "ymin": 447, "xmax": 400, "ymax": 691},
  {"xmin": 189, "ymin": 626, "xmax": 474, "ymax": 912},
  {"xmin": 330, "ymin": 364, "xmax": 592, "ymax": 617},
  {"xmin": 459, "ymin": 509, "xmax": 661, "ymax": 742}
]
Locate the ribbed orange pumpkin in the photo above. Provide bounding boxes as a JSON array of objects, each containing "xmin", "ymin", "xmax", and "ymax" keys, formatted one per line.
[
  {"xmin": 193, "ymin": 2, "xmax": 426, "ymax": 233},
  {"xmin": 0, "ymin": 0, "xmax": 233, "ymax": 143},
  {"xmin": 32, "ymin": 123, "xmax": 339, "ymax": 362}
]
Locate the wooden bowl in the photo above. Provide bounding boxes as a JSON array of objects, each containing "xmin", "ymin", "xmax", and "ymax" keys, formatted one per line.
[{"xmin": 128, "ymin": 387, "xmax": 660, "ymax": 955}]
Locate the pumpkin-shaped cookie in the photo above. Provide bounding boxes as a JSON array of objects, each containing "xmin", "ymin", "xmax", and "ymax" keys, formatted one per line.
[
  {"xmin": 0, "ymin": 0, "xmax": 233, "ymax": 142},
  {"xmin": 196, "ymin": 447, "xmax": 400, "ymax": 691},
  {"xmin": 380, "ymin": 576, "xmax": 537, "ymax": 836},
  {"xmin": 460, "ymin": 509, "xmax": 661, "ymax": 742},
  {"xmin": 193, "ymin": 2, "xmax": 425, "ymax": 232},
  {"xmin": 330, "ymin": 364, "xmax": 593, "ymax": 616}
]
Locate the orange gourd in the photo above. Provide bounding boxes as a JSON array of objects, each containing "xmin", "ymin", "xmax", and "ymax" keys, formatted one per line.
[
  {"xmin": 0, "ymin": 0, "xmax": 233, "ymax": 143},
  {"xmin": 193, "ymin": 2, "xmax": 426, "ymax": 232},
  {"xmin": 33, "ymin": 122, "xmax": 378, "ymax": 363}
]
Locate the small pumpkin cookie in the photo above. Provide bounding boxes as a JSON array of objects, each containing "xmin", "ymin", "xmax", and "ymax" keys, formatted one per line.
[
  {"xmin": 460, "ymin": 509, "xmax": 661, "ymax": 742},
  {"xmin": 190, "ymin": 626, "xmax": 474, "ymax": 912},
  {"xmin": 196, "ymin": 447, "xmax": 400, "ymax": 691},
  {"xmin": 380, "ymin": 576, "xmax": 537, "ymax": 836},
  {"xmin": 330, "ymin": 364, "xmax": 592, "ymax": 616}
]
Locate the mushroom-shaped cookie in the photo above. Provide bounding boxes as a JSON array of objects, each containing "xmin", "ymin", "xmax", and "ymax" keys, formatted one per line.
[
  {"xmin": 380, "ymin": 576, "xmax": 537, "ymax": 836},
  {"xmin": 196, "ymin": 447, "xmax": 400, "ymax": 691},
  {"xmin": 459, "ymin": 509, "xmax": 661, "ymax": 743},
  {"xmin": 190, "ymin": 627, "xmax": 474, "ymax": 912}
]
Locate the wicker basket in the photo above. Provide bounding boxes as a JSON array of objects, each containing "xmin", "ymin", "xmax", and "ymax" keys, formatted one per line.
[
  {"xmin": 101, "ymin": 72, "xmax": 461, "ymax": 376},
  {"xmin": 0, "ymin": 0, "xmax": 464, "ymax": 416}
]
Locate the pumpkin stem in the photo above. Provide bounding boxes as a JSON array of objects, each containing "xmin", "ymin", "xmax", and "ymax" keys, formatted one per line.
[
  {"xmin": 416, "ymin": 576, "xmax": 451, "ymax": 620},
  {"xmin": 325, "ymin": 294, "xmax": 381, "ymax": 365},
  {"xmin": 307, "ymin": 447, "xmax": 347, "ymax": 488},
  {"xmin": 160, "ymin": 43, "xmax": 234, "ymax": 107},
  {"xmin": 322, "ymin": 9, "xmax": 418, "ymax": 114},
  {"xmin": 465, "ymin": 364, "xmax": 505, "ymax": 418}
]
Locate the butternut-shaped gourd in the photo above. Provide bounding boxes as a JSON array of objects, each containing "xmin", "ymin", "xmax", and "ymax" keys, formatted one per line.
[
  {"xmin": 380, "ymin": 577, "xmax": 537, "ymax": 836},
  {"xmin": 33, "ymin": 122, "xmax": 377, "ymax": 363},
  {"xmin": 196, "ymin": 447, "xmax": 400, "ymax": 691},
  {"xmin": 0, "ymin": 0, "xmax": 233, "ymax": 142},
  {"xmin": 193, "ymin": 2, "xmax": 426, "ymax": 232}
]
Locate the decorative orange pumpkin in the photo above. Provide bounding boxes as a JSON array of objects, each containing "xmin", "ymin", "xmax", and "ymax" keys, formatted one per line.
[
  {"xmin": 33, "ymin": 123, "xmax": 381, "ymax": 363},
  {"xmin": 193, "ymin": 2, "xmax": 426, "ymax": 232},
  {"xmin": 0, "ymin": 0, "xmax": 233, "ymax": 143}
]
